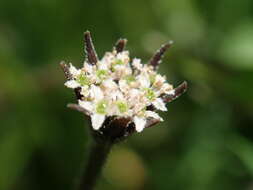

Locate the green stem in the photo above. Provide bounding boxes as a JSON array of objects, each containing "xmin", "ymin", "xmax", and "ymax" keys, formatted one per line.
[{"xmin": 78, "ymin": 139, "xmax": 112, "ymax": 190}]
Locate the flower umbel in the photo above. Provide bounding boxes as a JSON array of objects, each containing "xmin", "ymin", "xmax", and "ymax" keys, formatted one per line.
[{"xmin": 60, "ymin": 31, "xmax": 187, "ymax": 142}]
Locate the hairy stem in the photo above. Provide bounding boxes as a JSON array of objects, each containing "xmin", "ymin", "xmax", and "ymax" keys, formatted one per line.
[{"xmin": 78, "ymin": 139, "xmax": 112, "ymax": 190}]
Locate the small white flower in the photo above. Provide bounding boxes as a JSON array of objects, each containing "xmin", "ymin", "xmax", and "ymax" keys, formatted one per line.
[
  {"xmin": 97, "ymin": 61, "xmax": 109, "ymax": 70},
  {"xmin": 119, "ymin": 79, "xmax": 129, "ymax": 92},
  {"xmin": 153, "ymin": 74, "xmax": 166, "ymax": 87},
  {"xmin": 116, "ymin": 51, "xmax": 129, "ymax": 63},
  {"xmin": 136, "ymin": 74, "xmax": 150, "ymax": 88},
  {"xmin": 101, "ymin": 79, "xmax": 118, "ymax": 91},
  {"xmin": 101, "ymin": 52, "xmax": 115, "ymax": 66},
  {"xmin": 90, "ymin": 84, "xmax": 104, "ymax": 100}
]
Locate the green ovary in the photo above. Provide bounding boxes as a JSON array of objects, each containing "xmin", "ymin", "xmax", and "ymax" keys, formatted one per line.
[
  {"xmin": 125, "ymin": 75, "xmax": 135, "ymax": 84},
  {"xmin": 77, "ymin": 74, "xmax": 90, "ymax": 86},
  {"xmin": 111, "ymin": 59, "xmax": 124, "ymax": 72},
  {"xmin": 117, "ymin": 101, "xmax": 128, "ymax": 113},
  {"xmin": 96, "ymin": 100, "xmax": 108, "ymax": 114},
  {"xmin": 96, "ymin": 70, "xmax": 108, "ymax": 80},
  {"xmin": 145, "ymin": 88, "xmax": 156, "ymax": 100}
]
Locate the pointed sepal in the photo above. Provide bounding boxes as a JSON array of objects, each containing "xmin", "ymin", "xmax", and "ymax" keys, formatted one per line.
[
  {"xmin": 59, "ymin": 61, "xmax": 72, "ymax": 80},
  {"xmin": 67, "ymin": 103, "xmax": 91, "ymax": 116},
  {"xmin": 149, "ymin": 41, "xmax": 173, "ymax": 70},
  {"xmin": 162, "ymin": 81, "xmax": 188, "ymax": 103},
  {"xmin": 114, "ymin": 38, "xmax": 127, "ymax": 53},
  {"xmin": 84, "ymin": 31, "xmax": 98, "ymax": 65}
]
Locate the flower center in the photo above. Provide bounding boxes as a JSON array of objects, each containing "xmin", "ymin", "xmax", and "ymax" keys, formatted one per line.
[
  {"xmin": 116, "ymin": 101, "xmax": 128, "ymax": 113},
  {"xmin": 144, "ymin": 88, "xmax": 156, "ymax": 100},
  {"xmin": 96, "ymin": 70, "xmax": 108, "ymax": 80},
  {"xmin": 124, "ymin": 75, "xmax": 136, "ymax": 84},
  {"xmin": 96, "ymin": 100, "xmax": 108, "ymax": 114},
  {"xmin": 76, "ymin": 74, "xmax": 90, "ymax": 86},
  {"xmin": 111, "ymin": 59, "xmax": 124, "ymax": 71}
]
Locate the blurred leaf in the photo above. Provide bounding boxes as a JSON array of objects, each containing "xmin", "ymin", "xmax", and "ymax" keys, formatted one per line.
[{"xmin": 219, "ymin": 22, "xmax": 253, "ymax": 70}]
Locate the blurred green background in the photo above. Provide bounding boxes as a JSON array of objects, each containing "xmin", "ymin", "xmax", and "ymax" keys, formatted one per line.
[{"xmin": 1, "ymin": 0, "xmax": 253, "ymax": 189}]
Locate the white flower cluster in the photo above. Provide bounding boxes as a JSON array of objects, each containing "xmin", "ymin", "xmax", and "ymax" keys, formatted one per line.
[{"xmin": 65, "ymin": 50, "xmax": 175, "ymax": 132}]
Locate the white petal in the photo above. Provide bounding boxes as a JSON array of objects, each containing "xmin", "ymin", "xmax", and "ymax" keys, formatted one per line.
[
  {"xmin": 155, "ymin": 74, "xmax": 166, "ymax": 83},
  {"xmin": 90, "ymin": 85, "xmax": 104, "ymax": 100},
  {"xmin": 69, "ymin": 63, "xmax": 81, "ymax": 76},
  {"xmin": 145, "ymin": 111, "xmax": 163, "ymax": 121},
  {"xmin": 133, "ymin": 116, "xmax": 146, "ymax": 132},
  {"xmin": 152, "ymin": 98, "xmax": 167, "ymax": 111},
  {"xmin": 98, "ymin": 61, "xmax": 108, "ymax": 70},
  {"xmin": 64, "ymin": 80, "xmax": 80, "ymax": 89},
  {"xmin": 116, "ymin": 51, "xmax": 129, "ymax": 62},
  {"xmin": 132, "ymin": 58, "xmax": 142, "ymax": 70},
  {"xmin": 83, "ymin": 62, "xmax": 93, "ymax": 73},
  {"xmin": 160, "ymin": 83, "xmax": 174, "ymax": 94},
  {"xmin": 119, "ymin": 80, "xmax": 128, "ymax": 92},
  {"xmin": 115, "ymin": 90, "xmax": 124, "ymax": 100},
  {"xmin": 78, "ymin": 100, "xmax": 93, "ymax": 112},
  {"xmin": 102, "ymin": 79, "xmax": 117, "ymax": 90},
  {"xmin": 80, "ymin": 85, "xmax": 89, "ymax": 97},
  {"xmin": 91, "ymin": 114, "xmax": 105, "ymax": 130},
  {"xmin": 137, "ymin": 74, "xmax": 150, "ymax": 88},
  {"xmin": 129, "ymin": 89, "xmax": 140, "ymax": 97},
  {"xmin": 102, "ymin": 52, "xmax": 115, "ymax": 64}
]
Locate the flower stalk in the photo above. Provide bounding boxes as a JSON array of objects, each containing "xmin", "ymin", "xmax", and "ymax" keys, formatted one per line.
[{"xmin": 79, "ymin": 139, "xmax": 112, "ymax": 190}]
